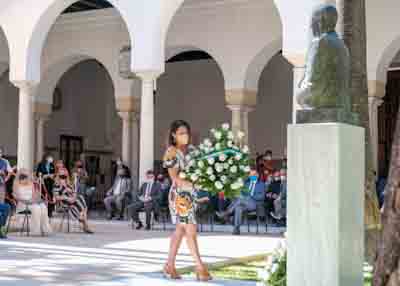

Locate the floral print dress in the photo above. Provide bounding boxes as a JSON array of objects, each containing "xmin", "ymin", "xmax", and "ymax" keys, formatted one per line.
[{"xmin": 163, "ymin": 145, "xmax": 198, "ymax": 225}]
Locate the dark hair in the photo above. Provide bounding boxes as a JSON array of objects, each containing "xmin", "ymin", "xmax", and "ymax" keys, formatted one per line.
[
  {"xmin": 265, "ymin": 150, "xmax": 273, "ymax": 156},
  {"xmin": 168, "ymin": 120, "xmax": 191, "ymax": 146},
  {"xmin": 146, "ymin": 170, "xmax": 154, "ymax": 175},
  {"xmin": 41, "ymin": 153, "xmax": 51, "ymax": 163}
]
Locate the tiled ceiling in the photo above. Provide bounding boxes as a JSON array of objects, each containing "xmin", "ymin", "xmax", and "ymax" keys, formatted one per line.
[{"xmin": 63, "ymin": 0, "xmax": 113, "ymax": 14}]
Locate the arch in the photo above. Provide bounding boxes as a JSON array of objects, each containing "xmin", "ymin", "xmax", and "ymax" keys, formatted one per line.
[
  {"xmin": 35, "ymin": 54, "xmax": 115, "ymax": 105},
  {"xmin": 26, "ymin": 0, "xmax": 134, "ymax": 83},
  {"xmin": 0, "ymin": 27, "xmax": 10, "ymax": 77},
  {"xmin": 165, "ymin": 45, "xmax": 226, "ymax": 86},
  {"xmin": 244, "ymin": 37, "xmax": 283, "ymax": 91},
  {"xmin": 376, "ymin": 36, "xmax": 400, "ymax": 83}
]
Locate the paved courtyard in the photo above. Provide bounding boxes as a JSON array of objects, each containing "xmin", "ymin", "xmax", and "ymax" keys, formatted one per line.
[{"xmin": 0, "ymin": 219, "xmax": 283, "ymax": 286}]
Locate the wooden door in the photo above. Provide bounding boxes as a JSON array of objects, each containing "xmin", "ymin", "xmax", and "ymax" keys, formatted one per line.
[{"xmin": 59, "ymin": 135, "xmax": 83, "ymax": 172}]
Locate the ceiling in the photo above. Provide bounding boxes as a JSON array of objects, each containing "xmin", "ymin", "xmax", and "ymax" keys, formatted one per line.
[{"xmin": 63, "ymin": 0, "xmax": 113, "ymax": 14}]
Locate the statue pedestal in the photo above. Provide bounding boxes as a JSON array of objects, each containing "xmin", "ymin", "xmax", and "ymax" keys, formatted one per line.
[
  {"xmin": 287, "ymin": 123, "xmax": 364, "ymax": 286},
  {"xmin": 296, "ymin": 108, "xmax": 359, "ymax": 125}
]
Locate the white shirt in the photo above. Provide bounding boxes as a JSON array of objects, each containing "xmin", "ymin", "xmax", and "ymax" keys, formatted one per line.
[
  {"xmin": 113, "ymin": 179, "xmax": 122, "ymax": 196},
  {"xmin": 144, "ymin": 182, "xmax": 153, "ymax": 200}
]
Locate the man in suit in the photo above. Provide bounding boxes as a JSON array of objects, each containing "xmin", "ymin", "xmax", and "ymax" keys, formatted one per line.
[
  {"xmin": 104, "ymin": 165, "xmax": 132, "ymax": 220},
  {"xmin": 127, "ymin": 170, "xmax": 161, "ymax": 230},
  {"xmin": 216, "ymin": 165, "xmax": 267, "ymax": 235}
]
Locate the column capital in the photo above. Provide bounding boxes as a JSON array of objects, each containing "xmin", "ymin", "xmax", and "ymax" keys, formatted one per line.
[
  {"xmin": 33, "ymin": 102, "xmax": 52, "ymax": 120},
  {"xmin": 116, "ymin": 96, "xmax": 140, "ymax": 113},
  {"xmin": 226, "ymin": 104, "xmax": 254, "ymax": 113},
  {"xmin": 368, "ymin": 80, "xmax": 386, "ymax": 98},
  {"xmin": 11, "ymin": 80, "xmax": 37, "ymax": 93},
  {"xmin": 225, "ymin": 89, "xmax": 257, "ymax": 107},
  {"xmin": 118, "ymin": 111, "xmax": 139, "ymax": 122},
  {"xmin": 368, "ymin": 96, "xmax": 384, "ymax": 107},
  {"xmin": 135, "ymin": 71, "xmax": 162, "ymax": 82}
]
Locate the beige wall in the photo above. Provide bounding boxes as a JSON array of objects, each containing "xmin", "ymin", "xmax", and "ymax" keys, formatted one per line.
[
  {"xmin": 46, "ymin": 60, "xmax": 122, "ymax": 155},
  {"xmin": 250, "ymin": 53, "xmax": 293, "ymax": 157}
]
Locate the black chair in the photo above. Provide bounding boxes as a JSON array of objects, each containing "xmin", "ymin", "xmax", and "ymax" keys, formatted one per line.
[
  {"xmin": 6, "ymin": 206, "xmax": 31, "ymax": 236},
  {"xmin": 196, "ymin": 202, "xmax": 215, "ymax": 233},
  {"xmin": 245, "ymin": 202, "xmax": 266, "ymax": 234}
]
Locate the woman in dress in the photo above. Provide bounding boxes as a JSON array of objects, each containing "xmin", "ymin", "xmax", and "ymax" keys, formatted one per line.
[
  {"xmin": 13, "ymin": 169, "xmax": 52, "ymax": 236},
  {"xmin": 163, "ymin": 120, "xmax": 211, "ymax": 281},
  {"xmin": 53, "ymin": 168, "xmax": 93, "ymax": 234}
]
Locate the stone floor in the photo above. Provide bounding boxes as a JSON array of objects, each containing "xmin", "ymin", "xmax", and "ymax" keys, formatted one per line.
[{"xmin": 0, "ymin": 219, "xmax": 284, "ymax": 286}]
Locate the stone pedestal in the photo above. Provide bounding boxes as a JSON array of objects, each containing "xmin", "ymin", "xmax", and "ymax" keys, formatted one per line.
[{"xmin": 287, "ymin": 123, "xmax": 364, "ymax": 286}]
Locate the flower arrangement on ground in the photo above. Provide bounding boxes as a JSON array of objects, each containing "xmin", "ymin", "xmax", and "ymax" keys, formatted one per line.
[
  {"xmin": 265, "ymin": 242, "xmax": 287, "ymax": 286},
  {"xmin": 181, "ymin": 123, "xmax": 251, "ymax": 199}
]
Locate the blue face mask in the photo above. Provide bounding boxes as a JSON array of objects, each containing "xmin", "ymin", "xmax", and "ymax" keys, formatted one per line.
[{"xmin": 249, "ymin": 175, "xmax": 258, "ymax": 182}]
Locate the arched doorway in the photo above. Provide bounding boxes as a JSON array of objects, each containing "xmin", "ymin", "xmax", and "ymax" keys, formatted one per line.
[{"xmin": 155, "ymin": 50, "xmax": 228, "ymax": 161}]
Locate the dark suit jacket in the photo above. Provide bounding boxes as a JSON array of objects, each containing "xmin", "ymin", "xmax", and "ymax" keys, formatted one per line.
[{"xmin": 138, "ymin": 181, "xmax": 162, "ymax": 203}]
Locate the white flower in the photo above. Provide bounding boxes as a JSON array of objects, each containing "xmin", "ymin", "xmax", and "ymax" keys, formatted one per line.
[
  {"xmin": 194, "ymin": 150, "xmax": 200, "ymax": 156},
  {"xmin": 210, "ymin": 175, "xmax": 216, "ymax": 181},
  {"xmin": 230, "ymin": 166, "xmax": 238, "ymax": 173},
  {"xmin": 190, "ymin": 174, "xmax": 199, "ymax": 182},
  {"xmin": 237, "ymin": 178, "xmax": 244, "ymax": 187},
  {"xmin": 215, "ymin": 164, "xmax": 224, "ymax": 173},
  {"xmin": 197, "ymin": 161, "xmax": 205, "ymax": 168},
  {"xmin": 219, "ymin": 153, "xmax": 227, "ymax": 162},
  {"xmin": 214, "ymin": 131, "xmax": 222, "ymax": 140},
  {"xmin": 207, "ymin": 157, "xmax": 215, "ymax": 165},
  {"xmin": 221, "ymin": 175, "xmax": 227, "ymax": 183},
  {"xmin": 227, "ymin": 131, "xmax": 234, "ymax": 140},
  {"xmin": 228, "ymin": 159, "xmax": 234, "ymax": 165},
  {"xmin": 215, "ymin": 181, "xmax": 224, "ymax": 190},
  {"xmin": 244, "ymin": 166, "xmax": 251, "ymax": 172},
  {"xmin": 235, "ymin": 153, "xmax": 242, "ymax": 161},
  {"xmin": 222, "ymin": 123, "xmax": 230, "ymax": 130},
  {"xmin": 215, "ymin": 143, "xmax": 221, "ymax": 150},
  {"xmin": 223, "ymin": 163, "xmax": 229, "ymax": 169},
  {"xmin": 231, "ymin": 183, "xmax": 240, "ymax": 190},
  {"xmin": 199, "ymin": 144, "xmax": 205, "ymax": 150},
  {"xmin": 189, "ymin": 160, "xmax": 195, "ymax": 167},
  {"xmin": 204, "ymin": 138, "xmax": 212, "ymax": 147},
  {"xmin": 206, "ymin": 167, "xmax": 213, "ymax": 175},
  {"xmin": 210, "ymin": 128, "xmax": 216, "ymax": 134},
  {"xmin": 237, "ymin": 131, "xmax": 245, "ymax": 139},
  {"xmin": 195, "ymin": 169, "xmax": 202, "ymax": 175},
  {"xmin": 179, "ymin": 172, "xmax": 186, "ymax": 179},
  {"xmin": 242, "ymin": 145, "xmax": 249, "ymax": 154},
  {"xmin": 185, "ymin": 155, "xmax": 191, "ymax": 161},
  {"xmin": 227, "ymin": 141, "xmax": 233, "ymax": 148}
]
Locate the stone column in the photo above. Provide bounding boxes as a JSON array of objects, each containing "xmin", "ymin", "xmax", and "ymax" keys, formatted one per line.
[
  {"xmin": 33, "ymin": 102, "xmax": 52, "ymax": 163},
  {"xmin": 225, "ymin": 89, "xmax": 257, "ymax": 146},
  {"xmin": 118, "ymin": 111, "xmax": 134, "ymax": 169},
  {"xmin": 136, "ymin": 72, "xmax": 159, "ymax": 185},
  {"xmin": 14, "ymin": 82, "xmax": 36, "ymax": 172}
]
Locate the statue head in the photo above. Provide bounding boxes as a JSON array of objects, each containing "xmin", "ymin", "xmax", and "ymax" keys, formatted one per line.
[{"xmin": 311, "ymin": 5, "xmax": 338, "ymax": 37}]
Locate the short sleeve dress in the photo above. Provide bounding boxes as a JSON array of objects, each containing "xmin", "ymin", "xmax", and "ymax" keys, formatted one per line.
[{"xmin": 163, "ymin": 145, "xmax": 198, "ymax": 225}]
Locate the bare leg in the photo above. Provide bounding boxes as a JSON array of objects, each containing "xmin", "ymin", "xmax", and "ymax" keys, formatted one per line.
[
  {"xmin": 167, "ymin": 224, "xmax": 185, "ymax": 267},
  {"xmin": 184, "ymin": 224, "xmax": 203, "ymax": 267}
]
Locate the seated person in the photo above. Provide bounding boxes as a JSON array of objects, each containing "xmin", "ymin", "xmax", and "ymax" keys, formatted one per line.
[
  {"xmin": 13, "ymin": 169, "xmax": 52, "ymax": 237},
  {"xmin": 265, "ymin": 171, "xmax": 282, "ymax": 216},
  {"xmin": 216, "ymin": 165, "xmax": 266, "ymax": 235},
  {"xmin": 270, "ymin": 171, "xmax": 287, "ymax": 225},
  {"xmin": 0, "ymin": 178, "xmax": 10, "ymax": 238},
  {"xmin": 127, "ymin": 170, "xmax": 161, "ymax": 230},
  {"xmin": 72, "ymin": 160, "xmax": 96, "ymax": 210},
  {"xmin": 104, "ymin": 165, "xmax": 132, "ymax": 220},
  {"xmin": 54, "ymin": 168, "xmax": 93, "ymax": 234}
]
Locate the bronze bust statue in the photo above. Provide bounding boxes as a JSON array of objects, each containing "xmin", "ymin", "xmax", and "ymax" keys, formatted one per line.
[{"xmin": 296, "ymin": 5, "xmax": 357, "ymax": 124}]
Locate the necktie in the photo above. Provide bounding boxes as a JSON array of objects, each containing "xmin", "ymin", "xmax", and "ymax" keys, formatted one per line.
[
  {"xmin": 145, "ymin": 183, "xmax": 152, "ymax": 200},
  {"xmin": 250, "ymin": 182, "xmax": 256, "ymax": 197}
]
